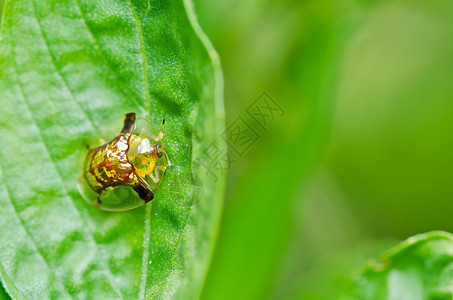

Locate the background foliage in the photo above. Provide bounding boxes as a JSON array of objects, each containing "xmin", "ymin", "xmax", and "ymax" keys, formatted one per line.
[
  {"xmin": 194, "ymin": 0, "xmax": 453, "ymax": 299},
  {"xmin": 339, "ymin": 232, "xmax": 453, "ymax": 299}
]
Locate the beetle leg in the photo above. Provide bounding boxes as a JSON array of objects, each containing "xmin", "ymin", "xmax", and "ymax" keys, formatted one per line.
[
  {"xmin": 149, "ymin": 171, "xmax": 159, "ymax": 183},
  {"xmin": 150, "ymin": 166, "xmax": 165, "ymax": 183},
  {"xmin": 94, "ymin": 196, "xmax": 102, "ymax": 208},
  {"xmin": 134, "ymin": 176, "xmax": 154, "ymax": 202},
  {"xmin": 152, "ymin": 119, "xmax": 165, "ymax": 142},
  {"xmin": 151, "ymin": 132, "xmax": 164, "ymax": 142}
]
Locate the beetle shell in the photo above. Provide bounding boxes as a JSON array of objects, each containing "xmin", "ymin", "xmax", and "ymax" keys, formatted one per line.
[
  {"xmin": 84, "ymin": 134, "xmax": 138, "ymax": 192},
  {"xmin": 78, "ymin": 112, "xmax": 166, "ymax": 211}
]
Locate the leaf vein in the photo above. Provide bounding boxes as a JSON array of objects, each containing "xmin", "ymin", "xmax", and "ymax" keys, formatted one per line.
[
  {"xmin": 6, "ymin": 42, "xmax": 73, "ymax": 300},
  {"xmin": 30, "ymin": 1, "xmax": 98, "ymax": 135},
  {"xmin": 0, "ymin": 169, "xmax": 71, "ymax": 299},
  {"xmin": 138, "ymin": 203, "xmax": 152, "ymax": 299},
  {"xmin": 125, "ymin": 0, "xmax": 151, "ymax": 113},
  {"xmin": 29, "ymin": 2, "xmax": 124, "ymax": 298},
  {"xmin": 73, "ymin": 0, "xmax": 145, "ymax": 112}
]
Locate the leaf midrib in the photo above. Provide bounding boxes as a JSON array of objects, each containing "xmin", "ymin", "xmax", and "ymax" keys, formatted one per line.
[
  {"xmin": 121, "ymin": 2, "xmax": 155, "ymax": 298},
  {"xmin": 125, "ymin": 0, "xmax": 150, "ymax": 114}
]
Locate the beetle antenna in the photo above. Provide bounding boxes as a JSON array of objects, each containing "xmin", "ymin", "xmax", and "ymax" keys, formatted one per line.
[
  {"xmin": 160, "ymin": 118, "xmax": 173, "ymax": 170},
  {"xmin": 160, "ymin": 119, "xmax": 166, "ymax": 146}
]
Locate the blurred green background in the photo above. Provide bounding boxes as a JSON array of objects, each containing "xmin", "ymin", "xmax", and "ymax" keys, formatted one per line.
[{"xmin": 193, "ymin": 0, "xmax": 453, "ymax": 299}]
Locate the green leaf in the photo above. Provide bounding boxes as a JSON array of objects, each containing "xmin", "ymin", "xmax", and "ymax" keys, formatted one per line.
[
  {"xmin": 339, "ymin": 231, "xmax": 453, "ymax": 300},
  {"xmin": 0, "ymin": 281, "xmax": 11, "ymax": 300},
  {"xmin": 0, "ymin": 0, "xmax": 224, "ymax": 298}
]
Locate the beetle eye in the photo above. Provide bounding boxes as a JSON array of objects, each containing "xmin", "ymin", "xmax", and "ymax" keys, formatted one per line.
[
  {"xmin": 156, "ymin": 144, "xmax": 161, "ymax": 149},
  {"xmin": 157, "ymin": 151, "xmax": 163, "ymax": 158}
]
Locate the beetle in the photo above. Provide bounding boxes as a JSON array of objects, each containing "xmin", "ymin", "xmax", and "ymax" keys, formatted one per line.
[{"xmin": 77, "ymin": 112, "xmax": 171, "ymax": 211}]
